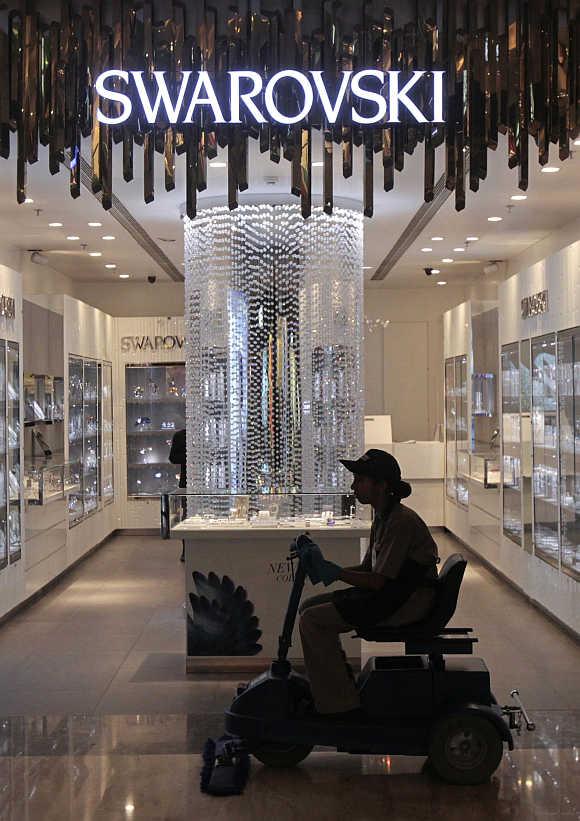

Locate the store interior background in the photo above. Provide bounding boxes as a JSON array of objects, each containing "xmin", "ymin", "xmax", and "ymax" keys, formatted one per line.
[{"xmin": 0, "ymin": 125, "xmax": 578, "ymax": 636}]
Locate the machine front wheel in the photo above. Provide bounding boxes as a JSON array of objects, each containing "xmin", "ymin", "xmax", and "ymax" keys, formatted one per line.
[
  {"xmin": 251, "ymin": 741, "xmax": 313, "ymax": 768},
  {"xmin": 428, "ymin": 712, "xmax": 504, "ymax": 785}
]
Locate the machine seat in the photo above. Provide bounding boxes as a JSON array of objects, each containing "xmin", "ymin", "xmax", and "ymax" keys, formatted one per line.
[{"xmin": 357, "ymin": 553, "xmax": 467, "ymax": 643}]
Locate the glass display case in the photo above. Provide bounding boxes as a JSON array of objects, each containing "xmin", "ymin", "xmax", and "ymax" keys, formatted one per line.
[
  {"xmin": 161, "ymin": 491, "xmax": 361, "ymax": 537},
  {"xmin": 68, "ymin": 356, "xmax": 100, "ymax": 527},
  {"xmin": 531, "ymin": 334, "xmax": 559, "ymax": 568},
  {"xmin": 557, "ymin": 327, "xmax": 579, "ymax": 579},
  {"xmin": 125, "ymin": 364, "xmax": 185, "ymax": 497},
  {"xmin": 470, "ymin": 453, "xmax": 501, "ymax": 488},
  {"xmin": 445, "ymin": 355, "xmax": 469, "ymax": 508},
  {"xmin": 100, "ymin": 362, "xmax": 114, "ymax": 505},
  {"xmin": 501, "ymin": 343, "xmax": 523, "ymax": 544},
  {"xmin": 24, "ymin": 462, "xmax": 67, "ymax": 505}
]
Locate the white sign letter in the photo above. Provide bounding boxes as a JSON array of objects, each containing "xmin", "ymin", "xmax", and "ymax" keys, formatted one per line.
[
  {"xmin": 184, "ymin": 71, "xmax": 225, "ymax": 124},
  {"xmin": 96, "ymin": 70, "xmax": 132, "ymax": 125},
  {"xmin": 432, "ymin": 70, "xmax": 445, "ymax": 122},
  {"xmin": 264, "ymin": 70, "xmax": 314, "ymax": 125},
  {"xmin": 310, "ymin": 70, "xmax": 352, "ymax": 123},
  {"xmin": 351, "ymin": 70, "xmax": 386, "ymax": 124},
  {"xmin": 388, "ymin": 70, "xmax": 428, "ymax": 123},
  {"xmin": 131, "ymin": 70, "xmax": 191, "ymax": 123},
  {"xmin": 229, "ymin": 71, "xmax": 265, "ymax": 123}
]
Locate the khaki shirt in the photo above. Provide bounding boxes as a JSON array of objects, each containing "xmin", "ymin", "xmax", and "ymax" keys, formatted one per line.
[{"xmin": 361, "ymin": 502, "xmax": 439, "ymax": 581}]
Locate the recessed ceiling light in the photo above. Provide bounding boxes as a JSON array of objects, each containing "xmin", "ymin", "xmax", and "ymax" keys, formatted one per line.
[
  {"xmin": 421, "ymin": 247, "xmax": 433, "ymax": 252},
  {"xmin": 437, "ymin": 281, "xmax": 447, "ymax": 286},
  {"xmin": 487, "ymin": 216, "xmax": 503, "ymax": 222},
  {"xmin": 24, "ymin": 197, "xmax": 34, "ymax": 204},
  {"xmin": 105, "ymin": 263, "xmax": 117, "ymax": 269},
  {"xmin": 48, "ymin": 222, "xmax": 63, "ymax": 228},
  {"xmin": 88, "ymin": 251, "xmax": 102, "ymax": 257},
  {"xmin": 102, "ymin": 235, "xmax": 115, "ymax": 240},
  {"xmin": 119, "ymin": 274, "xmax": 130, "ymax": 279},
  {"xmin": 466, "ymin": 236, "xmax": 479, "ymax": 241},
  {"xmin": 442, "ymin": 258, "xmax": 454, "ymax": 263},
  {"xmin": 453, "ymin": 247, "xmax": 465, "ymax": 252},
  {"xmin": 209, "ymin": 161, "xmax": 226, "ymax": 168},
  {"xmin": 88, "ymin": 221, "xmax": 102, "ymax": 227},
  {"xmin": 66, "ymin": 235, "xmax": 80, "ymax": 241},
  {"xmin": 510, "ymin": 194, "xmax": 527, "ymax": 201},
  {"xmin": 430, "ymin": 236, "xmax": 444, "ymax": 241},
  {"xmin": 541, "ymin": 166, "xmax": 560, "ymax": 173},
  {"xmin": 362, "ymin": 265, "xmax": 373, "ymax": 270},
  {"xmin": 312, "ymin": 161, "xmax": 324, "ymax": 167},
  {"xmin": 431, "ymin": 269, "xmax": 441, "ymax": 274}
]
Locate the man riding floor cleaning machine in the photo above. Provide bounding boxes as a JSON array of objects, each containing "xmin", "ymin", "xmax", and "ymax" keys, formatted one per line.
[{"xmin": 201, "ymin": 537, "xmax": 534, "ymax": 795}]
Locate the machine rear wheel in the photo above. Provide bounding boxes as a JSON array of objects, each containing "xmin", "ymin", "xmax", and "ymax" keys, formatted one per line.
[
  {"xmin": 251, "ymin": 741, "xmax": 313, "ymax": 768},
  {"xmin": 428, "ymin": 712, "xmax": 504, "ymax": 785}
]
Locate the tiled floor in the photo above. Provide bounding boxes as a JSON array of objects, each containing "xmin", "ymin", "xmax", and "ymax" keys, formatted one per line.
[{"xmin": 0, "ymin": 532, "xmax": 577, "ymax": 819}]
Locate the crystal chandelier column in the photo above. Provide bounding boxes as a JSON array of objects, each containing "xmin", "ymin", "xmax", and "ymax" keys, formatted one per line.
[{"xmin": 184, "ymin": 203, "xmax": 364, "ymax": 496}]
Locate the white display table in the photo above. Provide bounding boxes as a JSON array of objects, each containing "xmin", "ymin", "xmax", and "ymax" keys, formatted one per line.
[{"xmin": 172, "ymin": 518, "xmax": 370, "ymax": 673}]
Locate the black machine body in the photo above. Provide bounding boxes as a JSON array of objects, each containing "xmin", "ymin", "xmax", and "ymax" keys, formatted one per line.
[{"xmin": 224, "ymin": 547, "xmax": 532, "ymax": 785}]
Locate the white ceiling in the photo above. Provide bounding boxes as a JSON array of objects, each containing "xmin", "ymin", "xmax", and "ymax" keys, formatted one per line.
[{"xmin": 0, "ymin": 128, "xmax": 578, "ymax": 290}]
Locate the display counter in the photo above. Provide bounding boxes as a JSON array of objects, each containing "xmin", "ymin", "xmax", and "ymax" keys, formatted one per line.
[{"xmin": 162, "ymin": 493, "xmax": 370, "ymax": 673}]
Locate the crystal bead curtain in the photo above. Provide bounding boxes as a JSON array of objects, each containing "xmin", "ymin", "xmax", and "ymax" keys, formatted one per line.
[{"xmin": 184, "ymin": 203, "xmax": 364, "ymax": 502}]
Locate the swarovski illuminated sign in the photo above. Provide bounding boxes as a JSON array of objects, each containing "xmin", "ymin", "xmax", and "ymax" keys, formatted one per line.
[{"xmin": 95, "ymin": 69, "xmax": 445, "ymax": 127}]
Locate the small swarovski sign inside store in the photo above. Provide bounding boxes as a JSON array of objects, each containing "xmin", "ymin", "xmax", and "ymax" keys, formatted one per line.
[
  {"xmin": 120, "ymin": 335, "xmax": 185, "ymax": 352},
  {"xmin": 521, "ymin": 290, "xmax": 549, "ymax": 319}
]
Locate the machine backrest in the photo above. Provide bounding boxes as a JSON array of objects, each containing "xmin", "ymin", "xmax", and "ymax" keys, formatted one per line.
[{"xmin": 421, "ymin": 553, "xmax": 467, "ymax": 634}]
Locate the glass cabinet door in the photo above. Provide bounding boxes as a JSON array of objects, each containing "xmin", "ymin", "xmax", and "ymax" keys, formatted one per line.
[
  {"xmin": 0, "ymin": 340, "xmax": 6, "ymax": 569},
  {"xmin": 125, "ymin": 364, "xmax": 185, "ymax": 497},
  {"xmin": 83, "ymin": 359, "xmax": 99, "ymax": 517},
  {"xmin": 445, "ymin": 358, "xmax": 457, "ymax": 502},
  {"xmin": 7, "ymin": 342, "xmax": 21, "ymax": 563},
  {"xmin": 68, "ymin": 355, "xmax": 84, "ymax": 525},
  {"xmin": 501, "ymin": 343, "xmax": 522, "ymax": 544},
  {"xmin": 100, "ymin": 361, "xmax": 114, "ymax": 504},
  {"xmin": 557, "ymin": 327, "xmax": 579, "ymax": 578},
  {"xmin": 531, "ymin": 334, "xmax": 559, "ymax": 567},
  {"xmin": 456, "ymin": 355, "xmax": 470, "ymax": 508}
]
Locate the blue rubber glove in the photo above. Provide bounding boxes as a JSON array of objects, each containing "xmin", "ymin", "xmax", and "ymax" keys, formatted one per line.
[
  {"xmin": 305, "ymin": 547, "xmax": 341, "ymax": 587},
  {"xmin": 318, "ymin": 559, "xmax": 341, "ymax": 587}
]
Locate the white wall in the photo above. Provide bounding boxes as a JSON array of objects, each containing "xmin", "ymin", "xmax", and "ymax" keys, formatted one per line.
[{"xmin": 364, "ymin": 285, "xmax": 468, "ymax": 441}]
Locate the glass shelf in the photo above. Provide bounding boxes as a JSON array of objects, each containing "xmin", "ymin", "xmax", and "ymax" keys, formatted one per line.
[{"xmin": 125, "ymin": 364, "xmax": 185, "ymax": 498}]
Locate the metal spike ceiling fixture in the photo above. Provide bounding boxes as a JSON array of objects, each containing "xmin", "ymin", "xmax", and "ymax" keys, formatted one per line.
[{"xmin": 0, "ymin": 1, "xmax": 579, "ymax": 220}]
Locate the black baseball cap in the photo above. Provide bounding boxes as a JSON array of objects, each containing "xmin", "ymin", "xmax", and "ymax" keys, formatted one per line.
[{"xmin": 340, "ymin": 449, "xmax": 412, "ymax": 499}]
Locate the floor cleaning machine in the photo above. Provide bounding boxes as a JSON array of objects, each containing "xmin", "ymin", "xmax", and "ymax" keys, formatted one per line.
[{"xmin": 202, "ymin": 543, "xmax": 534, "ymax": 794}]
